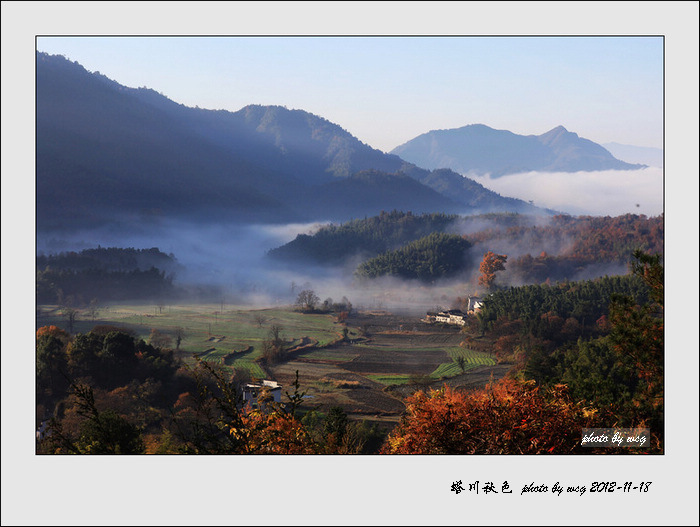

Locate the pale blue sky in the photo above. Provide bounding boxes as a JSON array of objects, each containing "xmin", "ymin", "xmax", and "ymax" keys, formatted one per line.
[{"xmin": 36, "ymin": 35, "xmax": 663, "ymax": 152}]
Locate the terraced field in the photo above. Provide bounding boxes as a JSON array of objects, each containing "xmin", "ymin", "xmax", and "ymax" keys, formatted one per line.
[
  {"xmin": 271, "ymin": 311, "xmax": 507, "ymax": 420},
  {"xmin": 37, "ymin": 304, "xmax": 508, "ymax": 424}
]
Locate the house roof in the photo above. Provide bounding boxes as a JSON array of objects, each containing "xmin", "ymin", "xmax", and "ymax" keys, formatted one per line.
[{"xmin": 244, "ymin": 380, "xmax": 282, "ymax": 391}]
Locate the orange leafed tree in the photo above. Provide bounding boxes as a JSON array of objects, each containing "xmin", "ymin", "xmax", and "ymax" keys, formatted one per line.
[
  {"xmin": 36, "ymin": 325, "xmax": 70, "ymax": 343},
  {"xmin": 382, "ymin": 379, "xmax": 602, "ymax": 454},
  {"xmin": 478, "ymin": 251, "xmax": 507, "ymax": 289},
  {"xmin": 233, "ymin": 410, "xmax": 317, "ymax": 454}
]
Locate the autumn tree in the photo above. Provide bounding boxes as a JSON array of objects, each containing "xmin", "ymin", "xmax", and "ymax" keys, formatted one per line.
[
  {"xmin": 382, "ymin": 379, "xmax": 604, "ymax": 454},
  {"xmin": 235, "ymin": 410, "xmax": 317, "ymax": 454},
  {"xmin": 36, "ymin": 325, "xmax": 70, "ymax": 343},
  {"xmin": 478, "ymin": 251, "xmax": 507, "ymax": 290}
]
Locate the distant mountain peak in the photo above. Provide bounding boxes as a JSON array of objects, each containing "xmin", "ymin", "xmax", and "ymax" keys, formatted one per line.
[
  {"xmin": 537, "ymin": 125, "xmax": 580, "ymax": 146},
  {"xmin": 391, "ymin": 123, "xmax": 643, "ymax": 177}
]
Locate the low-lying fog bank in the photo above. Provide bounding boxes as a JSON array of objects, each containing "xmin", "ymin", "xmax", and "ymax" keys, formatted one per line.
[
  {"xmin": 471, "ymin": 167, "xmax": 663, "ymax": 217},
  {"xmin": 36, "ymin": 204, "xmax": 653, "ymax": 314}
]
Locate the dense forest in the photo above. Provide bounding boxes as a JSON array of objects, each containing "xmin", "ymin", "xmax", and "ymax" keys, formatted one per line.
[
  {"xmin": 36, "ymin": 247, "xmax": 179, "ymax": 304},
  {"xmin": 523, "ymin": 252, "xmax": 663, "ymax": 439},
  {"xmin": 355, "ymin": 232, "xmax": 472, "ymax": 281},
  {"xmin": 36, "ymin": 246, "xmax": 181, "ymax": 273},
  {"xmin": 268, "ymin": 210, "xmax": 458, "ymax": 265},
  {"xmin": 476, "ymin": 274, "xmax": 651, "ymax": 342}
]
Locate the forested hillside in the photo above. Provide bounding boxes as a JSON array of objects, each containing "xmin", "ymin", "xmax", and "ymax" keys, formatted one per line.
[
  {"xmin": 476, "ymin": 274, "xmax": 651, "ymax": 351},
  {"xmin": 268, "ymin": 210, "xmax": 458, "ymax": 264},
  {"xmin": 36, "ymin": 247, "xmax": 180, "ymax": 304},
  {"xmin": 36, "ymin": 247, "xmax": 181, "ymax": 273},
  {"xmin": 270, "ymin": 211, "xmax": 663, "ymax": 286},
  {"xmin": 355, "ymin": 233, "xmax": 472, "ymax": 281}
]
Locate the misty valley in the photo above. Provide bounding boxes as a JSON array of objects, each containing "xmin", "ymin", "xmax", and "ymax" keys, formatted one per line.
[
  {"xmin": 36, "ymin": 211, "xmax": 664, "ymax": 454},
  {"xmin": 34, "ymin": 51, "xmax": 664, "ymax": 455}
]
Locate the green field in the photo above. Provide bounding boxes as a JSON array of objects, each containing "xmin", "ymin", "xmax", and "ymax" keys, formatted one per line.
[
  {"xmin": 365, "ymin": 374, "xmax": 413, "ymax": 385},
  {"xmin": 429, "ymin": 347, "xmax": 496, "ymax": 379},
  {"xmin": 37, "ymin": 303, "xmax": 345, "ymax": 375}
]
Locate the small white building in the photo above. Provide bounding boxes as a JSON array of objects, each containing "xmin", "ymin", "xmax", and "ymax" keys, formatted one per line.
[
  {"xmin": 242, "ymin": 380, "xmax": 282, "ymax": 408},
  {"xmin": 434, "ymin": 310, "xmax": 467, "ymax": 326}
]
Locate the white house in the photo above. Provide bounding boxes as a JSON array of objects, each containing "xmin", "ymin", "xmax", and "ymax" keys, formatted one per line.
[
  {"xmin": 434, "ymin": 309, "xmax": 467, "ymax": 326},
  {"xmin": 242, "ymin": 380, "xmax": 282, "ymax": 408}
]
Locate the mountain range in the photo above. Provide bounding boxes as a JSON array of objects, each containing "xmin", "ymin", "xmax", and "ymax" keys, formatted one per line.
[
  {"xmin": 38, "ymin": 52, "xmax": 644, "ymax": 235},
  {"xmin": 390, "ymin": 124, "xmax": 645, "ymax": 177}
]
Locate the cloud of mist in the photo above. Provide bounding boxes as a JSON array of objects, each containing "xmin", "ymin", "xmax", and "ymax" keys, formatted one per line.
[
  {"xmin": 35, "ymin": 218, "xmax": 485, "ymax": 314},
  {"xmin": 471, "ymin": 167, "xmax": 663, "ymax": 217},
  {"xmin": 36, "ymin": 175, "xmax": 661, "ymax": 314}
]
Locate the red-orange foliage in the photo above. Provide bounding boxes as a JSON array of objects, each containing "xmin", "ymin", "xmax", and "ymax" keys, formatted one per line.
[
  {"xmin": 36, "ymin": 325, "xmax": 70, "ymax": 342},
  {"xmin": 234, "ymin": 410, "xmax": 317, "ymax": 454},
  {"xmin": 466, "ymin": 214, "xmax": 663, "ymax": 284},
  {"xmin": 478, "ymin": 251, "xmax": 508, "ymax": 289},
  {"xmin": 171, "ymin": 385, "xmax": 316, "ymax": 454},
  {"xmin": 382, "ymin": 379, "xmax": 601, "ymax": 454}
]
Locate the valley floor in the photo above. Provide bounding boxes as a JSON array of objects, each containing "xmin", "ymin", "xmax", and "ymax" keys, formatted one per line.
[
  {"xmin": 271, "ymin": 311, "xmax": 509, "ymax": 428},
  {"xmin": 36, "ymin": 303, "xmax": 508, "ymax": 433}
]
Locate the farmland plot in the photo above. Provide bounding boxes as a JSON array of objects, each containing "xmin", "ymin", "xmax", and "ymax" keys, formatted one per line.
[
  {"xmin": 37, "ymin": 303, "xmax": 506, "ymax": 424},
  {"xmin": 270, "ymin": 311, "xmax": 504, "ymax": 420}
]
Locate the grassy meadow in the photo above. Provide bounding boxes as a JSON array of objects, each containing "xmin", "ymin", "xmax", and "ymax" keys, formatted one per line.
[{"xmin": 37, "ymin": 303, "xmax": 346, "ymax": 378}]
